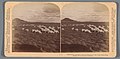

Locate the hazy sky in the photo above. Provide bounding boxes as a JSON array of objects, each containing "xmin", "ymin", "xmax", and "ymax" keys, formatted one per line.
[
  {"xmin": 13, "ymin": 2, "xmax": 109, "ymax": 22},
  {"xmin": 62, "ymin": 2, "xmax": 109, "ymax": 22},
  {"xmin": 13, "ymin": 3, "xmax": 60, "ymax": 23}
]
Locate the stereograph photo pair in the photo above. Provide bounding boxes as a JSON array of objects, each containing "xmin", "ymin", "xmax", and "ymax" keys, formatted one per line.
[{"xmin": 4, "ymin": 2, "xmax": 117, "ymax": 57}]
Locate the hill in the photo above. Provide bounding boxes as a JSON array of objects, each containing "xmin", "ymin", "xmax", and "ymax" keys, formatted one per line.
[{"xmin": 61, "ymin": 18, "xmax": 78, "ymax": 23}]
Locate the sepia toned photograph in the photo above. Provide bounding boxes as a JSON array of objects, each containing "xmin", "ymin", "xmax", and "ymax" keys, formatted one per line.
[
  {"xmin": 12, "ymin": 3, "xmax": 60, "ymax": 52},
  {"xmin": 4, "ymin": 2, "xmax": 116, "ymax": 57},
  {"xmin": 61, "ymin": 3, "xmax": 109, "ymax": 52}
]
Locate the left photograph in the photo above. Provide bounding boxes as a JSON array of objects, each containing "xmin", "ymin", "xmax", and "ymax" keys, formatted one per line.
[{"xmin": 12, "ymin": 3, "xmax": 60, "ymax": 52}]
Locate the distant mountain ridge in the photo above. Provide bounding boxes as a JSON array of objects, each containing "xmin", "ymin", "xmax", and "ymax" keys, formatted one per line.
[
  {"xmin": 12, "ymin": 18, "xmax": 60, "ymax": 25},
  {"xmin": 12, "ymin": 18, "xmax": 28, "ymax": 25},
  {"xmin": 13, "ymin": 18, "xmax": 78, "ymax": 24},
  {"xmin": 13, "ymin": 18, "xmax": 27, "ymax": 23},
  {"xmin": 61, "ymin": 18, "xmax": 78, "ymax": 23},
  {"xmin": 62, "ymin": 18, "xmax": 76, "ymax": 22},
  {"xmin": 13, "ymin": 18, "xmax": 108, "ymax": 25}
]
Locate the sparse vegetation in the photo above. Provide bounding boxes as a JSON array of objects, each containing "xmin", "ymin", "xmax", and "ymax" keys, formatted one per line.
[{"xmin": 12, "ymin": 18, "xmax": 109, "ymax": 52}]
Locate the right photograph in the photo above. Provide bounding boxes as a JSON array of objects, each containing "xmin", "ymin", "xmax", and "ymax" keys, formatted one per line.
[{"xmin": 61, "ymin": 2, "xmax": 109, "ymax": 52}]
